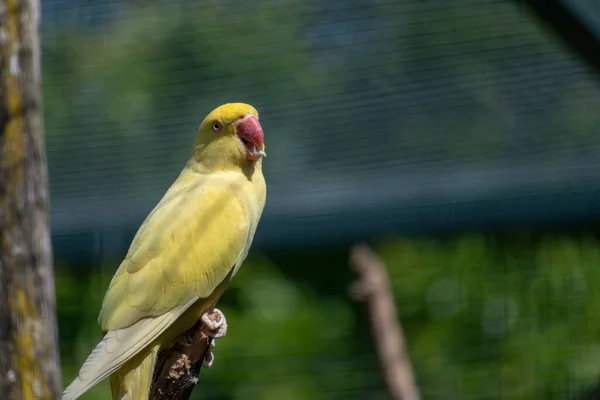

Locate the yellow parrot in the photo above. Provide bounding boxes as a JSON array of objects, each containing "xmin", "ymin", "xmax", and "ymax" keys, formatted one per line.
[{"xmin": 62, "ymin": 103, "xmax": 267, "ymax": 400}]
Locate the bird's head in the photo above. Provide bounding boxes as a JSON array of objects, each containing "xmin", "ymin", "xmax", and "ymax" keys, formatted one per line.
[{"xmin": 191, "ymin": 103, "xmax": 266, "ymax": 171}]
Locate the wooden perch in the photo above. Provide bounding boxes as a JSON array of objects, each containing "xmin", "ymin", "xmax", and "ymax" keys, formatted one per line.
[
  {"xmin": 349, "ymin": 244, "xmax": 421, "ymax": 400},
  {"xmin": 149, "ymin": 309, "xmax": 222, "ymax": 400}
]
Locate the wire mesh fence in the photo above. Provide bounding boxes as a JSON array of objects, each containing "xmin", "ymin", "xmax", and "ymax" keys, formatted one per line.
[
  {"xmin": 43, "ymin": 0, "xmax": 600, "ymax": 254},
  {"xmin": 41, "ymin": 0, "xmax": 600, "ymax": 399}
]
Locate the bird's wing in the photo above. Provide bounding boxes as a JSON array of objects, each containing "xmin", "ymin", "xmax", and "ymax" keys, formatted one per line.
[
  {"xmin": 63, "ymin": 175, "xmax": 255, "ymax": 400},
  {"xmin": 63, "ymin": 173, "xmax": 257, "ymax": 399},
  {"xmin": 99, "ymin": 174, "xmax": 253, "ymax": 331},
  {"xmin": 62, "ymin": 297, "xmax": 196, "ymax": 400}
]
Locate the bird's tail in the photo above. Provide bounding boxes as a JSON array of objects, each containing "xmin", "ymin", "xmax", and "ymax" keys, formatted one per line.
[
  {"xmin": 62, "ymin": 298, "xmax": 199, "ymax": 400},
  {"xmin": 110, "ymin": 344, "xmax": 160, "ymax": 400}
]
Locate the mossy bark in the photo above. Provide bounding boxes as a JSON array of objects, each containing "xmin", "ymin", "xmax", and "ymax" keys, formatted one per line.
[{"xmin": 0, "ymin": 0, "xmax": 62, "ymax": 398}]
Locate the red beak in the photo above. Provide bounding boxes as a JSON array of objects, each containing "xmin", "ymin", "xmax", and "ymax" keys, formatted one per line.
[{"xmin": 236, "ymin": 114, "xmax": 265, "ymax": 161}]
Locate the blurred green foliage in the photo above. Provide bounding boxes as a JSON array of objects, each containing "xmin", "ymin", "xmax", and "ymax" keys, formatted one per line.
[
  {"xmin": 57, "ymin": 233, "xmax": 600, "ymax": 399},
  {"xmin": 379, "ymin": 233, "xmax": 600, "ymax": 399}
]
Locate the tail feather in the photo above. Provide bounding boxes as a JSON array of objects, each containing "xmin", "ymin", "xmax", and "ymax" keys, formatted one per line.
[
  {"xmin": 110, "ymin": 345, "xmax": 159, "ymax": 400},
  {"xmin": 62, "ymin": 297, "xmax": 198, "ymax": 400}
]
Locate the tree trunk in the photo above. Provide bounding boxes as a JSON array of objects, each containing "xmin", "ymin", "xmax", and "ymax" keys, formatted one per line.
[{"xmin": 0, "ymin": 0, "xmax": 62, "ymax": 398}]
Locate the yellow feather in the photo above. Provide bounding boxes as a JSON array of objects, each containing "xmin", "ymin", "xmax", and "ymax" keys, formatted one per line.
[
  {"xmin": 63, "ymin": 103, "xmax": 267, "ymax": 399},
  {"xmin": 110, "ymin": 345, "xmax": 159, "ymax": 400}
]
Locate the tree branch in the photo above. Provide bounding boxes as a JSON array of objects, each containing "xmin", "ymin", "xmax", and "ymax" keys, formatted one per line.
[
  {"xmin": 349, "ymin": 244, "xmax": 420, "ymax": 400},
  {"xmin": 149, "ymin": 309, "xmax": 222, "ymax": 400}
]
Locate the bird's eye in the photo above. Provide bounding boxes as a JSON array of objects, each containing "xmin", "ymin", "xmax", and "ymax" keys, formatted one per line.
[{"xmin": 212, "ymin": 121, "xmax": 223, "ymax": 133}]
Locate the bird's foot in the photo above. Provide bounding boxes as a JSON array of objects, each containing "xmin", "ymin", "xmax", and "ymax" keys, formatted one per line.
[
  {"xmin": 203, "ymin": 340, "xmax": 217, "ymax": 368},
  {"xmin": 201, "ymin": 308, "xmax": 228, "ymax": 338},
  {"xmin": 200, "ymin": 308, "xmax": 227, "ymax": 368}
]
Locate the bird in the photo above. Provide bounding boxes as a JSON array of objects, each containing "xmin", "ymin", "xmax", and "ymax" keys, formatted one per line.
[{"xmin": 63, "ymin": 103, "xmax": 267, "ymax": 400}]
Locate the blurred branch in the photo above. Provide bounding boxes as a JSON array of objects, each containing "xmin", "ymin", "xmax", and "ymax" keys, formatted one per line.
[
  {"xmin": 350, "ymin": 244, "xmax": 420, "ymax": 400},
  {"xmin": 149, "ymin": 309, "xmax": 222, "ymax": 400},
  {"xmin": 0, "ymin": 0, "xmax": 62, "ymax": 398}
]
